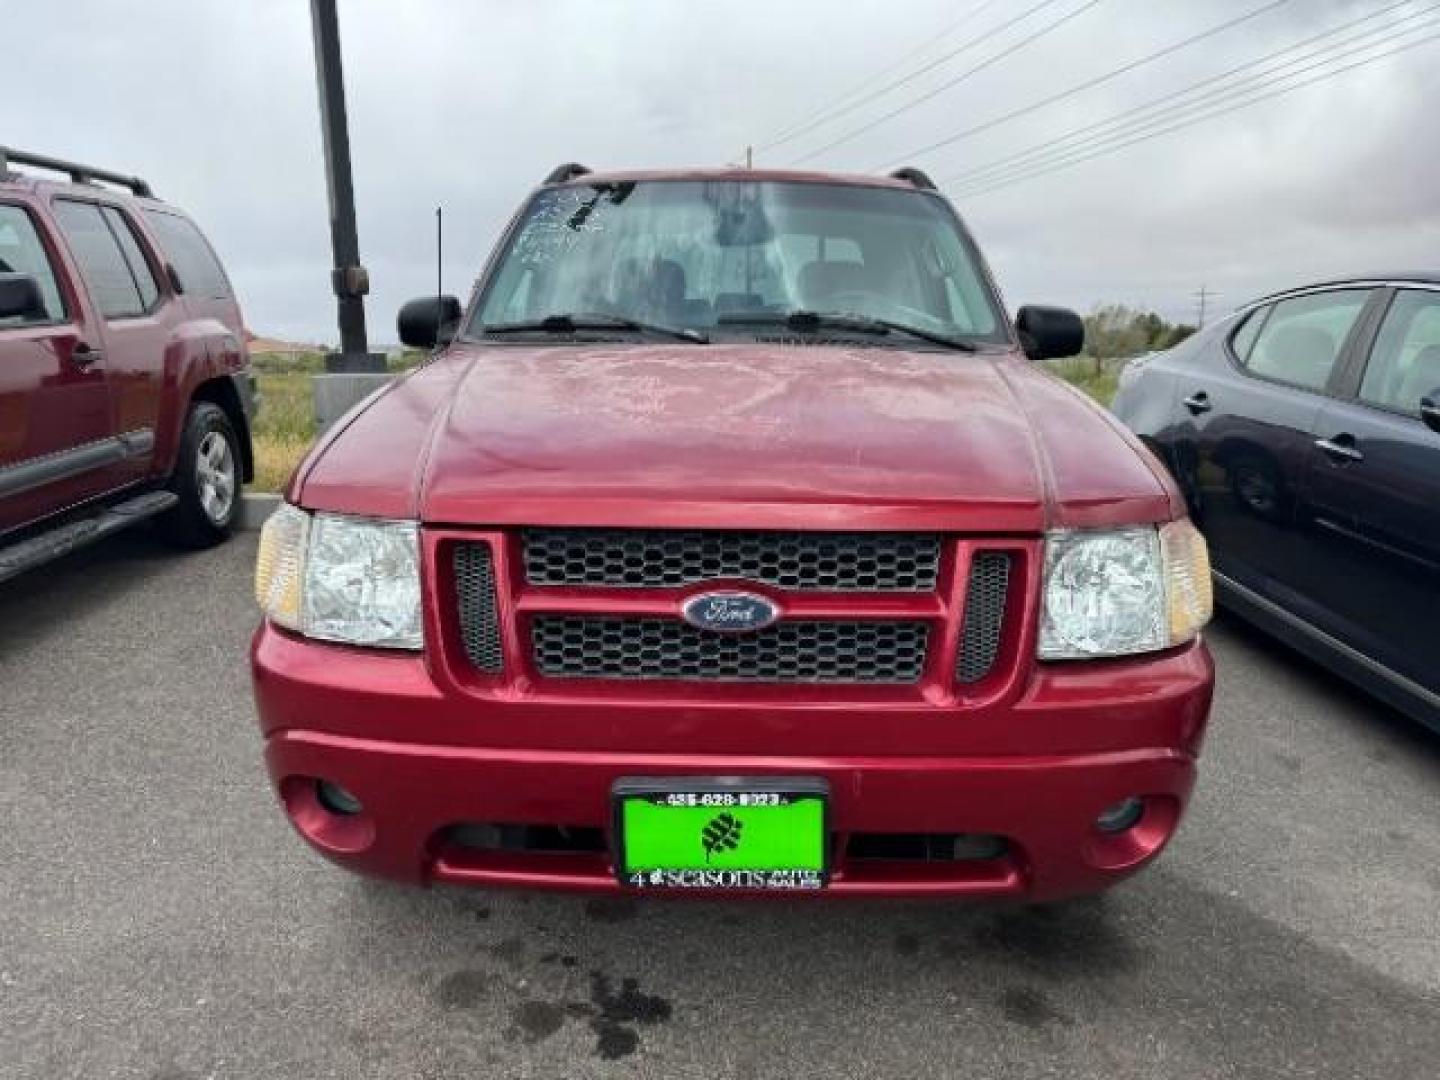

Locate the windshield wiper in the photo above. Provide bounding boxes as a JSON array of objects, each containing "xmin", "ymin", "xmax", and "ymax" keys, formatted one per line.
[
  {"xmin": 717, "ymin": 309, "xmax": 976, "ymax": 352},
  {"xmin": 480, "ymin": 313, "xmax": 708, "ymax": 344}
]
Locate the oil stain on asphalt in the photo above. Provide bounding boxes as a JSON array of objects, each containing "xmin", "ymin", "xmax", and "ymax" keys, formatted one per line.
[
  {"xmin": 509, "ymin": 1000, "xmax": 567, "ymax": 1045},
  {"xmin": 434, "ymin": 969, "xmax": 492, "ymax": 1010},
  {"xmin": 434, "ymin": 954, "xmax": 673, "ymax": 1061},
  {"xmin": 585, "ymin": 970, "xmax": 674, "ymax": 1060},
  {"xmin": 957, "ymin": 900, "xmax": 1146, "ymax": 979},
  {"xmin": 583, "ymin": 897, "xmax": 640, "ymax": 924},
  {"xmin": 999, "ymin": 986, "xmax": 1075, "ymax": 1030}
]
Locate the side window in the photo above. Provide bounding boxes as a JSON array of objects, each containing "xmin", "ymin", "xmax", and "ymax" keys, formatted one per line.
[
  {"xmin": 1229, "ymin": 306, "xmax": 1268, "ymax": 362},
  {"xmin": 101, "ymin": 207, "xmax": 159, "ymax": 311},
  {"xmin": 141, "ymin": 209, "xmax": 232, "ymax": 300},
  {"xmin": 1243, "ymin": 289, "xmax": 1369, "ymax": 393},
  {"xmin": 0, "ymin": 204, "xmax": 66, "ymax": 325},
  {"xmin": 53, "ymin": 200, "xmax": 148, "ymax": 319},
  {"xmin": 1359, "ymin": 290, "xmax": 1440, "ymax": 416}
]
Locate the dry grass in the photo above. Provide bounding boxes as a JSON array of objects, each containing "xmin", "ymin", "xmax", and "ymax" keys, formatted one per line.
[
  {"xmin": 245, "ymin": 351, "xmax": 426, "ymax": 492},
  {"xmin": 250, "ymin": 372, "xmax": 315, "ymax": 492},
  {"xmin": 1047, "ymin": 356, "xmax": 1121, "ymax": 406},
  {"xmin": 247, "ymin": 358, "xmax": 320, "ymax": 493}
]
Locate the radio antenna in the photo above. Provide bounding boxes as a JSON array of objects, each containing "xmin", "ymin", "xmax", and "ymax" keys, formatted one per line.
[{"xmin": 435, "ymin": 205, "xmax": 443, "ymax": 351}]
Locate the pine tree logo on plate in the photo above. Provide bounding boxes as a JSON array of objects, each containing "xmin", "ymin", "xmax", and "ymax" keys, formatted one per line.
[
  {"xmin": 701, "ymin": 812, "xmax": 744, "ymax": 862},
  {"xmin": 682, "ymin": 591, "xmax": 780, "ymax": 633}
]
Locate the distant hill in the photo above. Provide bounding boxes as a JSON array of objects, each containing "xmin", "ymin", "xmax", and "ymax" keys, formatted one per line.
[
  {"xmin": 245, "ymin": 331, "xmax": 328, "ymax": 355},
  {"xmin": 245, "ymin": 332, "xmax": 402, "ymax": 356}
]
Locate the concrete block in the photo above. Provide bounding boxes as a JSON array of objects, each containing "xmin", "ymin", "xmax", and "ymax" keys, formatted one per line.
[
  {"xmin": 324, "ymin": 350, "xmax": 388, "ymax": 374},
  {"xmin": 312, "ymin": 372, "xmax": 394, "ymax": 432},
  {"xmin": 239, "ymin": 493, "xmax": 281, "ymax": 529}
]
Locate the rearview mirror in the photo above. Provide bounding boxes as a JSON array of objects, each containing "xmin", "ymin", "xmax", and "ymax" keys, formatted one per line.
[
  {"xmin": 1016, "ymin": 304, "xmax": 1085, "ymax": 361},
  {"xmin": 398, "ymin": 295, "xmax": 463, "ymax": 349},
  {"xmin": 0, "ymin": 273, "xmax": 47, "ymax": 322}
]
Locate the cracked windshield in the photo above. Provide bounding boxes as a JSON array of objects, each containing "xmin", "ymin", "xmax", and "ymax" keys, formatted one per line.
[{"xmin": 473, "ymin": 180, "xmax": 1006, "ymax": 343}]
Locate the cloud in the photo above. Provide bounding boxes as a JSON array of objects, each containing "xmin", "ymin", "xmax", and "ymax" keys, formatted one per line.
[{"xmin": 7, "ymin": 0, "xmax": 1437, "ymax": 339}]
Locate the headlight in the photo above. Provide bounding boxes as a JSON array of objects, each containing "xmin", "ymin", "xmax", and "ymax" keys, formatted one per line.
[
  {"xmin": 254, "ymin": 504, "xmax": 423, "ymax": 650},
  {"xmin": 1039, "ymin": 520, "xmax": 1211, "ymax": 660}
]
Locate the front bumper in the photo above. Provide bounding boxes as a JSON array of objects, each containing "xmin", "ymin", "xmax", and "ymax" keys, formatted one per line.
[{"xmin": 252, "ymin": 623, "xmax": 1213, "ymax": 901}]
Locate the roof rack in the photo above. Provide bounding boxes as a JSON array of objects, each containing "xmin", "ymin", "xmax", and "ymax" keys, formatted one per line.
[
  {"xmin": 0, "ymin": 146, "xmax": 154, "ymax": 198},
  {"xmin": 543, "ymin": 162, "xmax": 592, "ymax": 185},
  {"xmin": 888, "ymin": 167, "xmax": 937, "ymax": 192}
]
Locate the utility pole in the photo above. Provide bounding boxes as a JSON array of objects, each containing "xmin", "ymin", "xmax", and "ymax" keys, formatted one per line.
[
  {"xmin": 1193, "ymin": 285, "xmax": 1216, "ymax": 329},
  {"xmin": 310, "ymin": 0, "xmax": 384, "ymax": 373}
]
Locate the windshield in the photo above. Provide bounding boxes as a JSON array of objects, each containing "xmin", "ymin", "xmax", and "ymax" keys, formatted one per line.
[{"xmin": 470, "ymin": 180, "xmax": 1008, "ymax": 344}]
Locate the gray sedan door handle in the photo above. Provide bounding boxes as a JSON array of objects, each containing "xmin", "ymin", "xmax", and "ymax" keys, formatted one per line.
[
  {"xmin": 1314, "ymin": 436, "xmax": 1364, "ymax": 463},
  {"xmin": 1182, "ymin": 391, "xmax": 1211, "ymax": 415}
]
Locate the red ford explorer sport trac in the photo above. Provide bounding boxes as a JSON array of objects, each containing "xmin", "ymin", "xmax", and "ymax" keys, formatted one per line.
[{"xmin": 251, "ymin": 165, "xmax": 1214, "ymax": 900}]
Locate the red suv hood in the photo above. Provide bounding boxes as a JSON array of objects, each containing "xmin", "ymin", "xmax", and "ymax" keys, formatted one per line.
[{"xmin": 295, "ymin": 344, "xmax": 1177, "ymax": 532}]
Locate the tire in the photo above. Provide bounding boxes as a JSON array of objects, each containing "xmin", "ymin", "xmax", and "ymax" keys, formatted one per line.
[{"xmin": 155, "ymin": 401, "xmax": 241, "ymax": 548}]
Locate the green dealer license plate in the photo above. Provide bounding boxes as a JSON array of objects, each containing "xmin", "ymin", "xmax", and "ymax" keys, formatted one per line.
[{"xmin": 612, "ymin": 777, "xmax": 829, "ymax": 891}]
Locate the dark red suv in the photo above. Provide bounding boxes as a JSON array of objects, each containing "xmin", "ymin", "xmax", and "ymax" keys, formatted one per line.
[
  {"xmin": 252, "ymin": 165, "xmax": 1214, "ymax": 900},
  {"xmin": 0, "ymin": 148, "xmax": 253, "ymax": 579}
]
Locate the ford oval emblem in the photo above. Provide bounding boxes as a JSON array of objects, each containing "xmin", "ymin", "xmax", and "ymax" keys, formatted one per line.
[{"xmin": 682, "ymin": 591, "xmax": 780, "ymax": 633}]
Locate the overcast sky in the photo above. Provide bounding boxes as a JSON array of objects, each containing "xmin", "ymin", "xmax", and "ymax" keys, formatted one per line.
[{"xmin": 7, "ymin": 0, "xmax": 1438, "ymax": 343}]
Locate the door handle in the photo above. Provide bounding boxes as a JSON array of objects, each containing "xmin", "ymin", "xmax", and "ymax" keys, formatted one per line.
[
  {"xmin": 1422, "ymin": 397, "xmax": 1440, "ymax": 434},
  {"xmin": 1182, "ymin": 391, "xmax": 1211, "ymax": 415},
  {"xmin": 71, "ymin": 342, "xmax": 104, "ymax": 369},
  {"xmin": 1314, "ymin": 435, "xmax": 1364, "ymax": 463}
]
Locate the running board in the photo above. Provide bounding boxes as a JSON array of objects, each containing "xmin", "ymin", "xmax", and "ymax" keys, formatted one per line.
[{"xmin": 0, "ymin": 491, "xmax": 178, "ymax": 584}]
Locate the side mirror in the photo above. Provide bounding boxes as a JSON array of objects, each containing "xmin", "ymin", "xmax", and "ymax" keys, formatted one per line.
[
  {"xmin": 1016, "ymin": 304, "xmax": 1085, "ymax": 360},
  {"xmin": 1421, "ymin": 395, "xmax": 1440, "ymax": 435},
  {"xmin": 0, "ymin": 273, "xmax": 47, "ymax": 322},
  {"xmin": 398, "ymin": 295, "xmax": 462, "ymax": 349}
]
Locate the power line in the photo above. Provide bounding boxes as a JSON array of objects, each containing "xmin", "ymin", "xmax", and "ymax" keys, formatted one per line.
[
  {"xmin": 950, "ymin": 24, "xmax": 1440, "ymax": 198},
  {"xmin": 762, "ymin": 0, "xmax": 1062, "ymax": 158},
  {"xmin": 789, "ymin": 0, "xmax": 1106, "ymax": 166},
  {"xmin": 873, "ymin": 0, "xmax": 1296, "ymax": 171},
  {"xmin": 943, "ymin": 0, "xmax": 1427, "ymax": 189},
  {"xmin": 955, "ymin": 29, "xmax": 1440, "ymax": 199},
  {"xmin": 755, "ymin": 0, "xmax": 1007, "ymax": 155},
  {"xmin": 948, "ymin": 12, "xmax": 1440, "ymax": 196},
  {"xmin": 942, "ymin": 1, "xmax": 1433, "ymax": 192}
]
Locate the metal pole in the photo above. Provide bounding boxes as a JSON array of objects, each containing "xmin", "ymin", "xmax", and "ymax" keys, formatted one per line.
[
  {"xmin": 1193, "ymin": 285, "xmax": 1215, "ymax": 329},
  {"xmin": 310, "ymin": 0, "xmax": 383, "ymax": 373}
]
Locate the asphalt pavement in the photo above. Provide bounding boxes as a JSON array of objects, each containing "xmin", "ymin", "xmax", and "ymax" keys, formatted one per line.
[{"xmin": 2, "ymin": 531, "xmax": 1437, "ymax": 1079}]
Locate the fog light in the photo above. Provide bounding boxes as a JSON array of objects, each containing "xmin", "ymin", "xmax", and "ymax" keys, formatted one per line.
[
  {"xmin": 1096, "ymin": 796, "xmax": 1144, "ymax": 834},
  {"xmin": 315, "ymin": 780, "xmax": 363, "ymax": 816}
]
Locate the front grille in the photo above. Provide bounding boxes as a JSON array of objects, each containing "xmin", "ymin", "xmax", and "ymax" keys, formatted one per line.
[
  {"xmin": 531, "ymin": 617, "xmax": 930, "ymax": 684},
  {"xmin": 454, "ymin": 543, "xmax": 504, "ymax": 673},
  {"xmin": 956, "ymin": 552, "xmax": 1011, "ymax": 684},
  {"xmin": 523, "ymin": 529, "xmax": 941, "ymax": 592}
]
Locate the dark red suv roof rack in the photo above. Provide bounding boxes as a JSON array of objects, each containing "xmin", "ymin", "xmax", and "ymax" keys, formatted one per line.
[
  {"xmin": 888, "ymin": 167, "xmax": 937, "ymax": 191},
  {"xmin": 543, "ymin": 163, "xmax": 592, "ymax": 185},
  {"xmin": 0, "ymin": 146, "xmax": 154, "ymax": 198}
]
